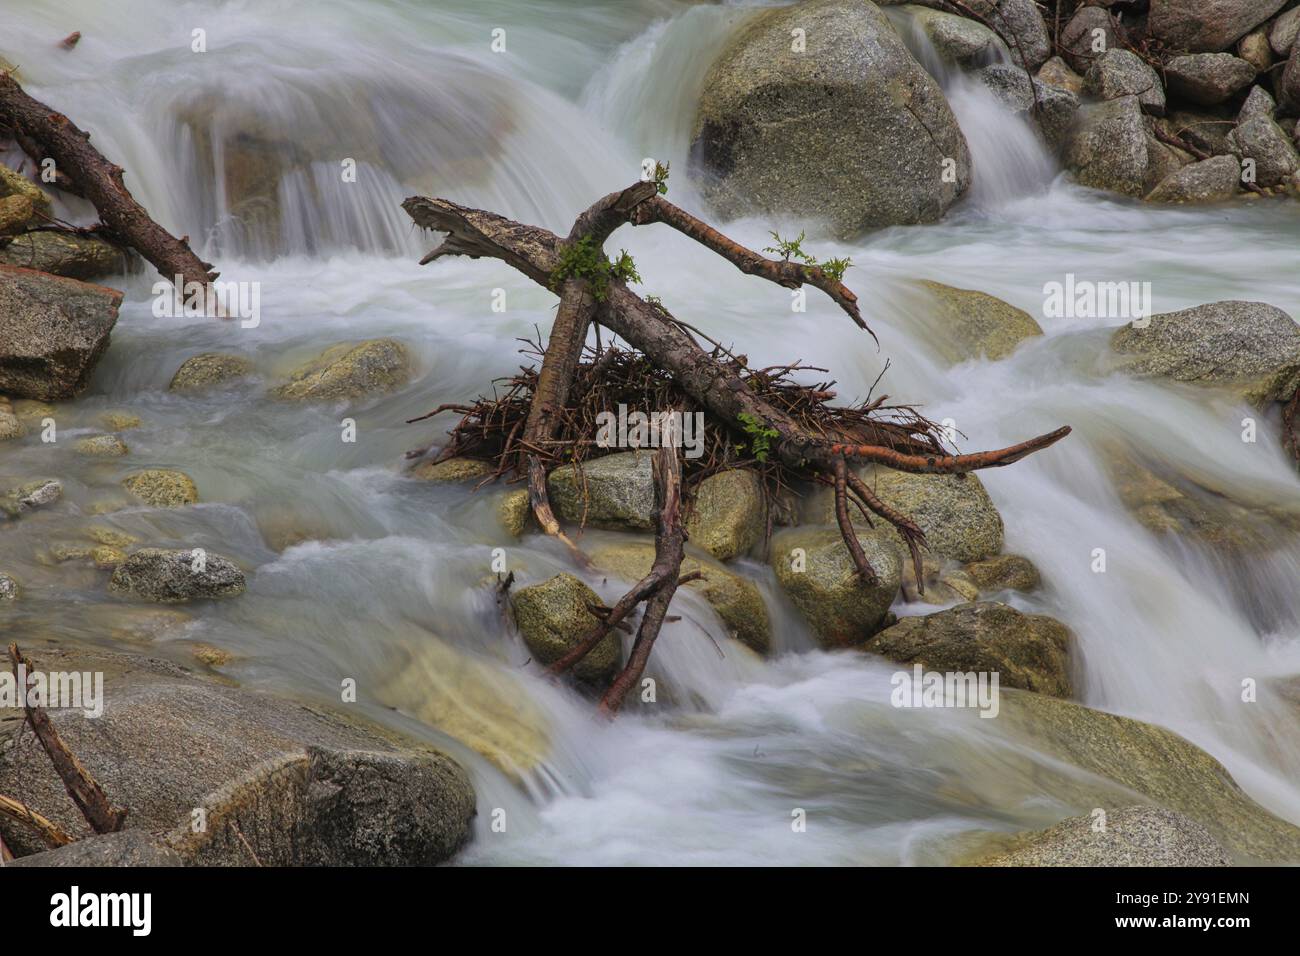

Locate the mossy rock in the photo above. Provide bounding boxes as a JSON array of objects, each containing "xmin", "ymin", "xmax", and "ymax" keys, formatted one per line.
[
  {"xmin": 510, "ymin": 573, "xmax": 620, "ymax": 683},
  {"xmin": 74, "ymin": 434, "xmax": 129, "ymax": 457},
  {"xmin": 121, "ymin": 469, "xmax": 199, "ymax": 507},
  {"xmin": 169, "ymin": 353, "xmax": 254, "ymax": 391},
  {"xmin": 0, "ymin": 231, "xmax": 127, "ymax": 280},
  {"xmin": 272, "ymin": 339, "xmax": 411, "ymax": 401},
  {"xmin": 412, "ymin": 457, "xmax": 494, "ymax": 483},
  {"xmin": 0, "ymin": 165, "xmax": 52, "ymax": 218},
  {"xmin": 911, "ymin": 280, "xmax": 1043, "ymax": 362},
  {"xmin": 771, "ymin": 526, "xmax": 901, "ymax": 648},
  {"xmin": 810, "ymin": 465, "xmax": 1005, "ymax": 563},
  {"xmin": 961, "ymin": 553, "xmax": 1042, "ymax": 593},
  {"xmin": 685, "ymin": 469, "xmax": 765, "ymax": 561},
  {"xmin": 498, "ymin": 488, "xmax": 532, "ymax": 537},
  {"xmin": 997, "ymin": 689, "xmax": 1300, "ymax": 863},
  {"xmin": 864, "ymin": 601, "xmax": 1073, "ymax": 697},
  {"xmin": 380, "ymin": 634, "xmax": 551, "ymax": 782},
  {"xmin": 591, "ymin": 541, "xmax": 772, "ymax": 654},
  {"xmin": 546, "ymin": 452, "xmax": 655, "ymax": 531}
]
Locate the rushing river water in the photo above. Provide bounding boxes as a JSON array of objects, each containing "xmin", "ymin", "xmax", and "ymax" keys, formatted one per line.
[{"xmin": 6, "ymin": 0, "xmax": 1300, "ymax": 864}]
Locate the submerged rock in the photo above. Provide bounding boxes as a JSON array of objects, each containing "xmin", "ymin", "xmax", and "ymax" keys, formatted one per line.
[
  {"xmin": 961, "ymin": 553, "xmax": 1041, "ymax": 593},
  {"xmin": 272, "ymin": 339, "xmax": 411, "ymax": 401},
  {"xmin": 0, "ymin": 265, "xmax": 121, "ymax": 401},
  {"xmin": 0, "ymin": 571, "xmax": 18, "ymax": 602},
  {"xmin": 411, "ymin": 456, "xmax": 495, "ymax": 483},
  {"xmin": 0, "ymin": 642, "xmax": 475, "ymax": 864},
  {"xmin": 381, "ymin": 634, "xmax": 551, "ymax": 781},
  {"xmin": 692, "ymin": 0, "xmax": 970, "ymax": 235},
  {"xmin": 74, "ymin": 433, "xmax": 129, "ymax": 457},
  {"xmin": 978, "ymin": 806, "xmax": 1232, "ymax": 867},
  {"xmin": 592, "ymin": 541, "xmax": 772, "ymax": 654},
  {"xmin": 0, "ymin": 397, "xmax": 25, "ymax": 441},
  {"xmin": 864, "ymin": 601, "xmax": 1073, "ymax": 697},
  {"xmin": 511, "ymin": 573, "xmax": 620, "ymax": 682},
  {"xmin": 169, "ymin": 352, "xmax": 255, "ymax": 391},
  {"xmin": 910, "ymin": 279, "xmax": 1043, "ymax": 362},
  {"xmin": 2, "ymin": 478, "xmax": 62, "ymax": 518},
  {"xmin": 547, "ymin": 452, "xmax": 655, "ymax": 532},
  {"xmin": 685, "ymin": 469, "xmax": 765, "ymax": 561},
  {"xmin": 996, "ymin": 689, "xmax": 1300, "ymax": 862},
  {"xmin": 121, "ymin": 469, "xmax": 199, "ymax": 507},
  {"xmin": 109, "ymin": 548, "xmax": 246, "ymax": 603},
  {"xmin": 771, "ymin": 526, "xmax": 901, "ymax": 648},
  {"xmin": 1109, "ymin": 300, "xmax": 1300, "ymax": 404}
]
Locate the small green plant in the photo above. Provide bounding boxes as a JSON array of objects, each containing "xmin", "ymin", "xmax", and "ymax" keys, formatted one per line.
[
  {"xmin": 550, "ymin": 237, "xmax": 640, "ymax": 301},
  {"xmin": 821, "ymin": 256, "xmax": 853, "ymax": 281},
  {"xmin": 763, "ymin": 230, "xmax": 852, "ymax": 281},
  {"xmin": 763, "ymin": 230, "xmax": 816, "ymax": 265},
  {"xmin": 736, "ymin": 411, "xmax": 779, "ymax": 463},
  {"xmin": 651, "ymin": 160, "xmax": 670, "ymax": 195}
]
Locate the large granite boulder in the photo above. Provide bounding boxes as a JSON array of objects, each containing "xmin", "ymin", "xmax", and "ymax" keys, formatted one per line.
[
  {"xmin": 0, "ymin": 265, "xmax": 121, "ymax": 400},
  {"xmin": 692, "ymin": 0, "xmax": 971, "ymax": 235},
  {"xmin": 0, "ymin": 643, "xmax": 476, "ymax": 865}
]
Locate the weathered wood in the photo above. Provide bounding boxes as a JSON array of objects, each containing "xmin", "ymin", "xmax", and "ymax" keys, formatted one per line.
[
  {"xmin": 0, "ymin": 792, "xmax": 74, "ymax": 849},
  {"xmin": 403, "ymin": 186, "xmax": 1070, "ymax": 583},
  {"xmin": 7, "ymin": 643, "xmax": 128, "ymax": 835}
]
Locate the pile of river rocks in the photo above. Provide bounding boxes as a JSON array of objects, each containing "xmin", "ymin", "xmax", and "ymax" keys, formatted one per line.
[{"xmin": 691, "ymin": 0, "xmax": 1300, "ymax": 227}]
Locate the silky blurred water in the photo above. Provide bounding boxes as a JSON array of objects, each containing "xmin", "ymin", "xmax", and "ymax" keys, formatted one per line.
[{"xmin": 4, "ymin": 0, "xmax": 1300, "ymax": 864}]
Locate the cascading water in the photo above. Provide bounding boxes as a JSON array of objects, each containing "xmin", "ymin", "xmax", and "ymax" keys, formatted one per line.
[{"xmin": 5, "ymin": 0, "xmax": 1300, "ymax": 864}]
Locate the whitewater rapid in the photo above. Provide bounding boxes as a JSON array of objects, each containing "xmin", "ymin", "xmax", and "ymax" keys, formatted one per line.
[{"xmin": 5, "ymin": 0, "xmax": 1300, "ymax": 864}]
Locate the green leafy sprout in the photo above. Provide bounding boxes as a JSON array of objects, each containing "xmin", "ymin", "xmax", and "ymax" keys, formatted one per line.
[
  {"xmin": 550, "ymin": 236, "xmax": 641, "ymax": 302},
  {"xmin": 651, "ymin": 160, "xmax": 670, "ymax": 195},
  {"xmin": 763, "ymin": 230, "xmax": 852, "ymax": 282},
  {"xmin": 736, "ymin": 411, "xmax": 779, "ymax": 463}
]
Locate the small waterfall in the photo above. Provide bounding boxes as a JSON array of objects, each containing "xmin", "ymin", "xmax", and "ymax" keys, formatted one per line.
[{"xmin": 886, "ymin": 5, "xmax": 1057, "ymax": 210}]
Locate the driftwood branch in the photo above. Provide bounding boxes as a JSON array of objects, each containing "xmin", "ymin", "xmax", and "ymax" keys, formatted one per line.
[
  {"xmin": 0, "ymin": 793, "xmax": 74, "ymax": 849},
  {"xmin": 7, "ymin": 643, "xmax": 128, "ymax": 836},
  {"xmin": 402, "ymin": 185, "xmax": 1070, "ymax": 585},
  {"xmin": 599, "ymin": 441, "xmax": 688, "ymax": 717},
  {"xmin": 0, "ymin": 73, "xmax": 216, "ymax": 292}
]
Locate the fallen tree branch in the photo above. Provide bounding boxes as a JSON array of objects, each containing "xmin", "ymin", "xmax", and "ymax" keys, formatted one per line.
[
  {"xmin": 7, "ymin": 643, "xmax": 128, "ymax": 835},
  {"xmin": 0, "ymin": 792, "xmax": 74, "ymax": 849},
  {"xmin": 0, "ymin": 73, "xmax": 217, "ymax": 292},
  {"xmin": 598, "ymin": 441, "xmax": 687, "ymax": 717},
  {"xmin": 403, "ymin": 185, "xmax": 1070, "ymax": 585}
]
